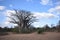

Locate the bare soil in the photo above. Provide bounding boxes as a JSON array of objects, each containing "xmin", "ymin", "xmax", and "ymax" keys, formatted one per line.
[{"xmin": 0, "ymin": 32, "xmax": 60, "ymax": 40}]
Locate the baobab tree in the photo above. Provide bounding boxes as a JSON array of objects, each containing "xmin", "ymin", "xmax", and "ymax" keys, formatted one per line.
[{"xmin": 8, "ymin": 10, "xmax": 35, "ymax": 33}]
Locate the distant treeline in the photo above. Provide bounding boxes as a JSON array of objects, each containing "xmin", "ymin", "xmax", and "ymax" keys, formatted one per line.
[
  {"xmin": 0, "ymin": 20, "xmax": 60, "ymax": 34},
  {"xmin": 0, "ymin": 27, "xmax": 13, "ymax": 32},
  {"xmin": 0, "ymin": 26, "xmax": 36, "ymax": 33}
]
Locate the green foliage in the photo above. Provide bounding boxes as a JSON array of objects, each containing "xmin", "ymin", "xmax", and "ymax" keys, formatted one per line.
[
  {"xmin": 20, "ymin": 29, "xmax": 31, "ymax": 33},
  {"xmin": 12, "ymin": 27, "xmax": 19, "ymax": 33},
  {"xmin": 20, "ymin": 27, "xmax": 36, "ymax": 33},
  {"xmin": 37, "ymin": 28, "xmax": 44, "ymax": 34},
  {"xmin": 12, "ymin": 26, "xmax": 35, "ymax": 33}
]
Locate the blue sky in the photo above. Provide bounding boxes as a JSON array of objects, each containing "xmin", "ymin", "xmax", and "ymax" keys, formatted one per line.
[{"xmin": 0, "ymin": 0, "xmax": 60, "ymax": 28}]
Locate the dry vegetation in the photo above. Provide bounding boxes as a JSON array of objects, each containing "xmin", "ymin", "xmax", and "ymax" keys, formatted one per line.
[{"xmin": 0, "ymin": 32, "xmax": 60, "ymax": 40}]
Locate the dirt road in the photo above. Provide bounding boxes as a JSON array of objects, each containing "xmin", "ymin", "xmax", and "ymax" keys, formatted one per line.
[{"xmin": 0, "ymin": 32, "xmax": 60, "ymax": 40}]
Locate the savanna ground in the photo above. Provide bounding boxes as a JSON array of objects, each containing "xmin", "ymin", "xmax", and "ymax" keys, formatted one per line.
[{"xmin": 0, "ymin": 32, "xmax": 60, "ymax": 40}]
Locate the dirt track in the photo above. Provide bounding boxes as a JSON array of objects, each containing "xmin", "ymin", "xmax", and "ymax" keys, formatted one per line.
[{"xmin": 0, "ymin": 32, "xmax": 60, "ymax": 40}]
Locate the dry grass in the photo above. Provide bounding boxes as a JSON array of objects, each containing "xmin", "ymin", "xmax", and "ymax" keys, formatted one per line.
[{"xmin": 0, "ymin": 32, "xmax": 60, "ymax": 40}]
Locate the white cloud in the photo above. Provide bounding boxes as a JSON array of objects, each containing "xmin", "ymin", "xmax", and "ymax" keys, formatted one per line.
[
  {"xmin": 40, "ymin": 0, "xmax": 53, "ymax": 5},
  {"xmin": 13, "ymin": 24, "xmax": 18, "ymax": 26},
  {"xmin": 4, "ymin": 21, "xmax": 10, "ymax": 25},
  {"xmin": 3, "ymin": 17, "xmax": 11, "ymax": 27},
  {"xmin": 40, "ymin": 0, "xmax": 49, "ymax": 5},
  {"xmin": 0, "ymin": 6, "xmax": 6, "ymax": 10},
  {"xmin": 33, "ymin": 5, "xmax": 60, "ymax": 19},
  {"xmin": 48, "ymin": 6, "xmax": 60, "ymax": 15},
  {"xmin": 5, "ymin": 10, "xmax": 15, "ymax": 21},
  {"xmin": 3, "ymin": 10, "xmax": 15, "ymax": 26},
  {"xmin": 5, "ymin": 10, "xmax": 15, "ymax": 17},
  {"xmin": 48, "ymin": 8, "xmax": 55, "ymax": 13},
  {"xmin": 2, "ymin": 8, "xmax": 59, "ymax": 27},
  {"xmin": 55, "ymin": 6, "xmax": 60, "ymax": 9},
  {"xmin": 32, "ymin": 11, "xmax": 59, "ymax": 27},
  {"xmin": 32, "ymin": 22, "xmax": 40, "ymax": 27},
  {"xmin": 33, "ymin": 12, "xmax": 59, "ymax": 19}
]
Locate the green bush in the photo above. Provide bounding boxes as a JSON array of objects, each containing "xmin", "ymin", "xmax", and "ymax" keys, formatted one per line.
[
  {"xmin": 37, "ymin": 28, "xmax": 44, "ymax": 34},
  {"xmin": 20, "ymin": 28, "xmax": 31, "ymax": 33},
  {"xmin": 12, "ymin": 27, "xmax": 20, "ymax": 33}
]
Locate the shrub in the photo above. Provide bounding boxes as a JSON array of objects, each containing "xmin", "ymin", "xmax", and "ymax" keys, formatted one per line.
[
  {"xmin": 12, "ymin": 27, "xmax": 19, "ymax": 33},
  {"xmin": 20, "ymin": 30, "xmax": 30, "ymax": 33},
  {"xmin": 37, "ymin": 28, "xmax": 44, "ymax": 34}
]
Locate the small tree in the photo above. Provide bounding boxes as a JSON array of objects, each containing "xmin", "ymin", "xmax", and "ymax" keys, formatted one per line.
[
  {"xmin": 0, "ymin": 27, "xmax": 2, "ymax": 32},
  {"xmin": 51, "ymin": 24, "xmax": 56, "ymax": 32},
  {"xmin": 44, "ymin": 24, "xmax": 50, "ymax": 32}
]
